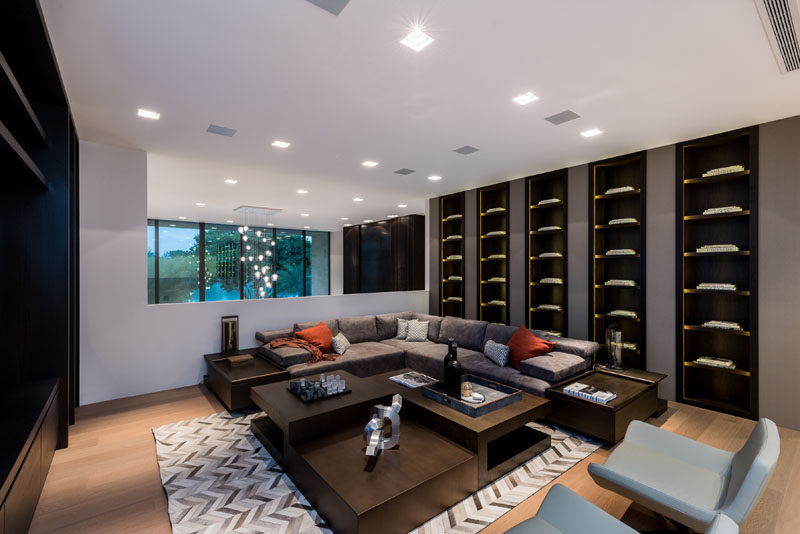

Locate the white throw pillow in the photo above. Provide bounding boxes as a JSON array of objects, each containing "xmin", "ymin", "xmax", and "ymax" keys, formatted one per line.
[
  {"xmin": 405, "ymin": 320, "xmax": 429, "ymax": 342},
  {"xmin": 396, "ymin": 318, "xmax": 409, "ymax": 339},
  {"xmin": 331, "ymin": 332, "xmax": 351, "ymax": 355}
]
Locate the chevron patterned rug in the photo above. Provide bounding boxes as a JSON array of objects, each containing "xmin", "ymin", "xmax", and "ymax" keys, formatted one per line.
[{"xmin": 153, "ymin": 412, "xmax": 600, "ymax": 534}]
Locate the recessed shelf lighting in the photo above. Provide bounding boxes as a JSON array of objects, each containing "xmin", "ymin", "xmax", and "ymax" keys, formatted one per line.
[
  {"xmin": 398, "ymin": 203, "xmax": 408, "ymax": 208},
  {"xmin": 296, "ymin": 189, "xmax": 308, "ymax": 194},
  {"xmin": 341, "ymin": 217, "xmax": 349, "ymax": 221},
  {"xmin": 401, "ymin": 28, "xmax": 434, "ymax": 52},
  {"xmin": 363, "ymin": 219, "xmax": 373, "ymax": 223},
  {"xmin": 362, "ymin": 160, "xmax": 379, "ymax": 168},
  {"xmin": 195, "ymin": 202, "xmax": 206, "ymax": 206},
  {"xmin": 178, "ymin": 216, "xmax": 187, "ymax": 220},
  {"xmin": 581, "ymin": 128, "xmax": 603, "ymax": 138},
  {"xmin": 137, "ymin": 108, "xmax": 160, "ymax": 120},
  {"xmin": 272, "ymin": 140, "xmax": 291, "ymax": 148},
  {"xmin": 428, "ymin": 175, "xmax": 443, "ymax": 181},
  {"xmin": 512, "ymin": 92, "xmax": 539, "ymax": 105},
  {"xmin": 353, "ymin": 197, "xmax": 364, "ymax": 202},
  {"xmin": 224, "ymin": 178, "xmax": 238, "ymax": 184},
  {"xmin": 226, "ymin": 219, "xmax": 234, "ymax": 223},
  {"xmin": 301, "ymin": 213, "xmax": 310, "ymax": 217}
]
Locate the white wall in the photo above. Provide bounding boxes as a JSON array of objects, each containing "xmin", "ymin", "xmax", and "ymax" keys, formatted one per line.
[{"xmin": 79, "ymin": 140, "xmax": 427, "ymax": 405}]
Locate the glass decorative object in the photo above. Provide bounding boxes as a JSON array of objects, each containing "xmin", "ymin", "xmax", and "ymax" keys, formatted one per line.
[{"xmin": 605, "ymin": 324, "xmax": 624, "ymax": 371}]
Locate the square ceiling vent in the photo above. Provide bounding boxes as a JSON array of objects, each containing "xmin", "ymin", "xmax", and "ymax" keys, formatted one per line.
[
  {"xmin": 545, "ymin": 110, "xmax": 581, "ymax": 125},
  {"xmin": 394, "ymin": 168, "xmax": 415, "ymax": 175},
  {"xmin": 453, "ymin": 145, "xmax": 479, "ymax": 155},
  {"xmin": 305, "ymin": 0, "xmax": 350, "ymax": 15},
  {"xmin": 207, "ymin": 124, "xmax": 237, "ymax": 137}
]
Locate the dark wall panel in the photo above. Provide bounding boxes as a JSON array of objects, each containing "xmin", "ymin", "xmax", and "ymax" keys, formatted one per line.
[
  {"xmin": 428, "ymin": 198, "xmax": 439, "ymax": 312},
  {"xmin": 360, "ymin": 221, "xmax": 391, "ymax": 293},
  {"xmin": 343, "ymin": 226, "xmax": 360, "ymax": 294},
  {"xmin": 509, "ymin": 177, "xmax": 526, "ymax": 326},
  {"xmin": 464, "ymin": 189, "xmax": 479, "ymax": 319}
]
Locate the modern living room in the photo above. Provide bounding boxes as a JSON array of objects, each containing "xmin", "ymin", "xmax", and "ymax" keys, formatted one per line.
[{"xmin": 2, "ymin": 0, "xmax": 800, "ymax": 533}]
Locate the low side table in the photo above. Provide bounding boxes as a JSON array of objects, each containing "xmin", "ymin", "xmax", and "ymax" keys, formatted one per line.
[
  {"xmin": 204, "ymin": 350, "xmax": 289, "ymax": 411},
  {"xmin": 545, "ymin": 368, "xmax": 666, "ymax": 444}
]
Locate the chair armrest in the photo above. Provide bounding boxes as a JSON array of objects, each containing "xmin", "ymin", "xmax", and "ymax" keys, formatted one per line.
[
  {"xmin": 255, "ymin": 328, "xmax": 294, "ymax": 345},
  {"xmin": 706, "ymin": 513, "xmax": 738, "ymax": 534}
]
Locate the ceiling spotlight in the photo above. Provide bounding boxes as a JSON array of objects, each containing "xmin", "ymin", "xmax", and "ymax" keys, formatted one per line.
[
  {"xmin": 387, "ymin": 214, "xmax": 398, "ymax": 218},
  {"xmin": 178, "ymin": 216, "xmax": 187, "ymax": 220},
  {"xmin": 301, "ymin": 213, "xmax": 310, "ymax": 217},
  {"xmin": 195, "ymin": 202, "xmax": 206, "ymax": 206},
  {"xmin": 297, "ymin": 189, "xmax": 308, "ymax": 194},
  {"xmin": 353, "ymin": 197, "xmax": 364, "ymax": 202},
  {"xmin": 581, "ymin": 128, "xmax": 603, "ymax": 138},
  {"xmin": 398, "ymin": 203, "xmax": 408, "ymax": 208},
  {"xmin": 512, "ymin": 92, "xmax": 539, "ymax": 105},
  {"xmin": 267, "ymin": 223, "xmax": 274, "ymax": 226},
  {"xmin": 341, "ymin": 217, "xmax": 349, "ymax": 221},
  {"xmin": 303, "ymin": 226, "xmax": 310, "ymax": 229},
  {"xmin": 272, "ymin": 140, "xmax": 291, "ymax": 148},
  {"xmin": 401, "ymin": 28, "xmax": 434, "ymax": 52},
  {"xmin": 363, "ymin": 219, "xmax": 374, "ymax": 223},
  {"xmin": 362, "ymin": 160, "xmax": 378, "ymax": 168},
  {"xmin": 224, "ymin": 178, "xmax": 238, "ymax": 184},
  {"xmin": 226, "ymin": 219, "xmax": 234, "ymax": 223},
  {"xmin": 427, "ymin": 175, "xmax": 443, "ymax": 181},
  {"xmin": 344, "ymin": 223, "xmax": 352, "ymax": 227},
  {"xmin": 137, "ymin": 108, "xmax": 160, "ymax": 120}
]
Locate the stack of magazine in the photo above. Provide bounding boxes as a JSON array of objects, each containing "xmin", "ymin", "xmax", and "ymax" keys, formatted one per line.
[
  {"xmin": 563, "ymin": 382, "xmax": 616, "ymax": 404},
  {"xmin": 389, "ymin": 371, "xmax": 437, "ymax": 388}
]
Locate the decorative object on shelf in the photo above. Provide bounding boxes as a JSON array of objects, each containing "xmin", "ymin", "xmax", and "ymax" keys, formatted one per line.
[
  {"xmin": 446, "ymin": 296, "xmax": 463, "ymax": 302},
  {"xmin": 363, "ymin": 394, "xmax": 403, "ymax": 458},
  {"xmin": 605, "ymin": 324, "xmax": 625, "ymax": 371},
  {"xmin": 538, "ymin": 252, "xmax": 563, "ymax": 258},
  {"xmin": 484, "ymin": 230, "xmax": 507, "ymax": 237},
  {"xmin": 604, "ymin": 185, "xmax": 635, "ymax": 195},
  {"xmin": 547, "ymin": 330, "xmax": 563, "ymax": 337},
  {"xmin": 701, "ymin": 164, "xmax": 745, "ymax": 177},
  {"xmin": 608, "ymin": 309, "xmax": 638, "ymax": 319},
  {"xmin": 488, "ymin": 253, "xmax": 507, "ymax": 259},
  {"xmin": 446, "ymin": 254, "xmax": 463, "ymax": 260},
  {"xmin": 422, "ymin": 375, "xmax": 522, "ymax": 417},
  {"xmin": 487, "ymin": 299, "xmax": 507, "ymax": 306},
  {"xmin": 443, "ymin": 338, "xmax": 463, "ymax": 397},
  {"xmin": 702, "ymin": 320, "xmax": 743, "ymax": 331},
  {"xmin": 605, "ymin": 248, "xmax": 636, "ymax": 255},
  {"xmin": 696, "ymin": 244, "xmax": 740, "ymax": 253},
  {"xmin": 445, "ymin": 213, "xmax": 463, "ymax": 220},
  {"xmin": 535, "ymin": 304, "xmax": 562, "ymax": 312},
  {"xmin": 445, "ymin": 234, "xmax": 463, "ymax": 241},
  {"xmin": 448, "ymin": 275, "xmax": 463, "ymax": 281},
  {"xmin": 608, "ymin": 217, "xmax": 638, "ymax": 225},
  {"xmin": 605, "ymin": 279, "xmax": 636, "ymax": 287},
  {"xmin": 537, "ymin": 225, "xmax": 562, "ymax": 232},
  {"xmin": 537, "ymin": 198, "xmax": 561, "ymax": 206},
  {"xmin": 702, "ymin": 206, "xmax": 743, "ymax": 215},
  {"xmin": 233, "ymin": 206, "xmax": 281, "ymax": 299},
  {"xmin": 288, "ymin": 374, "xmax": 350, "ymax": 402},
  {"xmin": 539, "ymin": 277, "xmax": 563, "ymax": 284},
  {"xmin": 224, "ymin": 354, "xmax": 253, "ymax": 367},
  {"xmin": 485, "ymin": 206, "xmax": 506, "ymax": 213},
  {"xmin": 696, "ymin": 282, "xmax": 737, "ymax": 291},
  {"xmin": 622, "ymin": 341, "xmax": 638, "ymax": 351},
  {"xmin": 221, "ymin": 315, "xmax": 239, "ymax": 353},
  {"xmin": 693, "ymin": 356, "xmax": 737, "ymax": 369},
  {"xmin": 488, "ymin": 276, "xmax": 506, "ymax": 282}
]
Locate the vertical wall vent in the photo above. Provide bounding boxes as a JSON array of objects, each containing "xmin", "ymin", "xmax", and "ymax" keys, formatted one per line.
[{"xmin": 755, "ymin": 0, "xmax": 800, "ymax": 73}]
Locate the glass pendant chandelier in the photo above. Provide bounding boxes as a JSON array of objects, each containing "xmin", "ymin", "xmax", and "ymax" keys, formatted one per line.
[{"xmin": 233, "ymin": 206, "xmax": 281, "ymax": 299}]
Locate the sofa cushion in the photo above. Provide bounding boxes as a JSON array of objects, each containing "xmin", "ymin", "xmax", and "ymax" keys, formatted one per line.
[
  {"xmin": 376, "ymin": 312, "xmax": 414, "ymax": 340},
  {"xmin": 508, "ymin": 326, "xmax": 555, "ymax": 370},
  {"xmin": 294, "ymin": 319, "xmax": 339, "ymax": 337},
  {"xmin": 255, "ymin": 327, "xmax": 294, "ymax": 345},
  {"xmin": 261, "ymin": 345, "xmax": 312, "ymax": 368},
  {"xmin": 331, "ymin": 332, "xmax": 351, "ymax": 355},
  {"xmin": 550, "ymin": 337, "xmax": 601, "ymax": 360},
  {"xmin": 459, "ymin": 352, "xmax": 553, "ymax": 397},
  {"xmin": 294, "ymin": 321, "xmax": 333, "ymax": 353},
  {"xmin": 286, "ymin": 342, "xmax": 404, "ymax": 379},
  {"xmin": 404, "ymin": 343, "xmax": 482, "ymax": 380},
  {"xmin": 396, "ymin": 318, "xmax": 410, "ymax": 339},
  {"xmin": 379, "ymin": 338, "xmax": 435, "ymax": 352},
  {"xmin": 484, "ymin": 340, "xmax": 510, "ymax": 367},
  {"xmin": 412, "ymin": 313, "xmax": 444, "ymax": 341},
  {"xmin": 337, "ymin": 315, "xmax": 379, "ymax": 344},
  {"xmin": 519, "ymin": 351, "xmax": 590, "ymax": 382},
  {"xmin": 482, "ymin": 323, "xmax": 518, "ymax": 349},
  {"xmin": 406, "ymin": 320, "xmax": 429, "ymax": 342},
  {"xmin": 437, "ymin": 316, "xmax": 489, "ymax": 352}
]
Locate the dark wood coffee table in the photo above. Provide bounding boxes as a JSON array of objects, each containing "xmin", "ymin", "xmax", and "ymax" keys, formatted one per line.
[
  {"xmin": 545, "ymin": 368, "xmax": 666, "ymax": 443},
  {"xmin": 203, "ymin": 350, "xmax": 288, "ymax": 410},
  {"xmin": 249, "ymin": 371, "xmax": 477, "ymax": 534},
  {"xmin": 373, "ymin": 369, "xmax": 552, "ymax": 487}
]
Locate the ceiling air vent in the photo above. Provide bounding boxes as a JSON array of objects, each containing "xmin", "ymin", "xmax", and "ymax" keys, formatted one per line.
[
  {"xmin": 755, "ymin": 0, "xmax": 800, "ymax": 73},
  {"xmin": 545, "ymin": 110, "xmax": 581, "ymax": 125},
  {"xmin": 207, "ymin": 124, "xmax": 237, "ymax": 137},
  {"xmin": 453, "ymin": 145, "xmax": 479, "ymax": 155},
  {"xmin": 394, "ymin": 168, "xmax": 415, "ymax": 175}
]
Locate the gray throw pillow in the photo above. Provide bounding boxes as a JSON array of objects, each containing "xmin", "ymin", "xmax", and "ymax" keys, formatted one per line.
[
  {"xmin": 484, "ymin": 340, "xmax": 510, "ymax": 367},
  {"xmin": 405, "ymin": 320, "xmax": 429, "ymax": 342},
  {"xmin": 396, "ymin": 318, "xmax": 409, "ymax": 339},
  {"xmin": 331, "ymin": 332, "xmax": 351, "ymax": 355}
]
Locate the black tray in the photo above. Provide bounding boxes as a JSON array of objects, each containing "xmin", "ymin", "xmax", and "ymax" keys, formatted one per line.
[{"xmin": 422, "ymin": 374, "xmax": 522, "ymax": 417}]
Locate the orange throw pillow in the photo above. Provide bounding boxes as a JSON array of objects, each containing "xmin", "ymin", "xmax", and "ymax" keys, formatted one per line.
[
  {"xmin": 507, "ymin": 326, "xmax": 555, "ymax": 370},
  {"xmin": 295, "ymin": 322, "xmax": 333, "ymax": 354}
]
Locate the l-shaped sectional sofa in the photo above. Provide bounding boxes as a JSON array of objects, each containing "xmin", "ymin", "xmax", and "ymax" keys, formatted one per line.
[{"xmin": 255, "ymin": 312, "xmax": 600, "ymax": 397}]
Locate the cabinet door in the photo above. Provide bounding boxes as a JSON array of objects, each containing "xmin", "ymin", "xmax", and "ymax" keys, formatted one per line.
[
  {"xmin": 5, "ymin": 432, "xmax": 42, "ymax": 534},
  {"xmin": 41, "ymin": 394, "xmax": 60, "ymax": 484},
  {"xmin": 360, "ymin": 221, "xmax": 391, "ymax": 292},
  {"xmin": 343, "ymin": 225, "xmax": 360, "ymax": 293}
]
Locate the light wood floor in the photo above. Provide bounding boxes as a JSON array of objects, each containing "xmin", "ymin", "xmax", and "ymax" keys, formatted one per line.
[{"xmin": 30, "ymin": 385, "xmax": 800, "ymax": 534}]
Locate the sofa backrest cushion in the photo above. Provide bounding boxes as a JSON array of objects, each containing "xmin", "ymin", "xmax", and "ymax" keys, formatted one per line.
[
  {"xmin": 412, "ymin": 313, "xmax": 444, "ymax": 341},
  {"xmin": 483, "ymin": 323, "xmax": 519, "ymax": 350},
  {"xmin": 376, "ymin": 312, "xmax": 414, "ymax": 340},
  {"xmin": 337, "ymin": 315, "xmax": 378, "ymax": 344},
  {"xmin": 437, "ymin": 316, "xmax": 489, "ymax": 352},
  {"xmin": 294, "ymin": 319, "xmax": 338, "ymax": 337}
]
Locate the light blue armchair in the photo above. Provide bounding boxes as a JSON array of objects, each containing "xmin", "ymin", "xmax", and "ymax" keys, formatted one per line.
[{"xmin": 587, "ymin": 419, "xmax": 779, "ymax": 532}]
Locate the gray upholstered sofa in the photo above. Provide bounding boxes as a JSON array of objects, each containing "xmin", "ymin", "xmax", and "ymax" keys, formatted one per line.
[{"xmin": 255, "ymin": 312, "xmax": 600, "ymax": 397}]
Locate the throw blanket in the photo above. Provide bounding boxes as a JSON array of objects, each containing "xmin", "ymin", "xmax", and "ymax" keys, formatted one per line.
[{"xmin": 269, "ymin": 337, "xmax": 339, "ymax": 365}]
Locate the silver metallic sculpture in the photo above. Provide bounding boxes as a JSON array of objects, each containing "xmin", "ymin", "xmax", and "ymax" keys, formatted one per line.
[{"xmin": 364, "ymin": 394, "xmax": 402, "ymax": 457}]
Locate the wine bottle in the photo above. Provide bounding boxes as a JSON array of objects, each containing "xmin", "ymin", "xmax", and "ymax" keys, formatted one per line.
[{"xmin": 444, "ymin": 339, "xmax": 462, "ymax": 398}]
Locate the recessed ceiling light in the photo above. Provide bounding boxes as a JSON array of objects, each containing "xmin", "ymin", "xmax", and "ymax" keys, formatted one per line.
[
  {"xmin": 344, "ymin": 223, "xmax": 352, "ymax": 227},
  {"xmin": 178, "ymin": 216, "xmax": 187, "ymax": 220},
  {"xmin": 137, "ymin": 108, "xmax": 160, "ymax": 120},
  {"xmin": 353, "ymin": 197, "xmax": 364, "ymax": 202},
  {"xmin": 363, "ymin": 219, "xmax": 373, "ymax": 223},
  {"xmin": 341, "ymin": 217, "xmax": 349, "ymax": 221},
  {"xmin": 362, "ymin": 160, "xmax": 379, "ymax": 168},
  {"xmin": 224, "ymin": 178, "xmax": 238, "ymax": 184},
  {"xmin": 272, "ymin": 140, "xmax": 291, "ymax": 148},
  {"xmin": 301, "ymin": 213, "xmax": 310, "ymax": 217},
  {"xmin": 512, "ymin": 92, "xmax": 539, "ymax": 105},
  {"xmin": 581, "ymin": 128, "xmax": 603, "ymax": 138},
  {"xmin": 296, "ymin": 189, "xmax": 308, "ymax": 194},
  {"xmin": 303, "ymin": 226, "xmax": 310, "ymax": 229},
  {"xmin": 401, "ymin": 28, "xmax": 434, "ymax": 52},
  {"xmin": 387, "ymin": 214, "xmax": 398, "ymax": 218},
  {"xmin": 398, "ymin": 203, "xmax": 408, "ymax": 208},
  {"xmin": 226, "ymin": 219, "xmax": 234, "ymax": 223},
  {"xmin": 428, "ymin": 175, "xmax": 443, "ymax": 181},
  {"xmin": 195, "ymin": 202, "xmax": 206, "ymax": 206},
  {"xmin": 267, "ymin": 223, "xmax": 274, "ymax": 226}
]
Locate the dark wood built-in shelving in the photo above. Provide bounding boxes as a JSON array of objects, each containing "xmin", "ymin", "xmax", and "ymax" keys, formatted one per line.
[
  {"xmin": 589, "ymin": 152, "xmax": 647, "ymax": 369},
  {"xmin": 478, "ymin": 183, "xmax": 510, "ymax": 324},
  {"xmin": 526, "ymin": 170, "xmax": 568, "ymax": 336},
  {"xmin": 676, "ymin": 127, "xmax": 758, "ymax": 420},
  {"xmin": 440, "ymin": 192, "xmax": 466, "ymax": 317}
]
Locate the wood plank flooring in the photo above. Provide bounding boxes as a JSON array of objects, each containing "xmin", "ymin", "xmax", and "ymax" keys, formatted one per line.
[{"xmin": 30, "ymin": 385, "xmax": 799, "ymax": 533}]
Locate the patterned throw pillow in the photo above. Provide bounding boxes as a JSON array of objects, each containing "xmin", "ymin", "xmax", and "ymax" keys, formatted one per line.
[
  {"xmin": 331, "ymin": 332, "xmax": 351, "ymax": 355},
  {"xmin": 484, "ymin": 340, "xmax": 510, "ymax": 367},
  {"xmin": 405, "ymin": 320, "xmax": 429, "ymax": 342},
  {"xmin": 396, "ymin": 318, "xmax": 409, "ymax": 339}
]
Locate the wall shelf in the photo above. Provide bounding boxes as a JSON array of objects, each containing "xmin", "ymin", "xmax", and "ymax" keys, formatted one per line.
[
  {"xmin": 478, "ymin": 183, "xmax": 510, "ymax": 324},
  {"xmin": 676, "ymin": 127, "xmax": 758, "ymax": 420},
  {"xmin": 440, "ymin": 192, "xmax": 466, "ymax": 317},
  {"xmin": 589, "ymin": 152, "xmax": 647, "ymax": 369}
]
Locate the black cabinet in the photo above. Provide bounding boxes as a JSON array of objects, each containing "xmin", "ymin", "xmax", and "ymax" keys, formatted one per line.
[{"xmin": 344, "ymin": 215, "xmax": 425, "ymax": 293}]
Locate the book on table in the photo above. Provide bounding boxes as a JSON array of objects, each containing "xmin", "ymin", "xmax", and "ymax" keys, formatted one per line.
[
  {"xmin": 389, "ymin": 371, "xmax": 437, "ymax": 388},
  {"xmin": 563, "ymin": 382, "xmax": 616, "ymax": 404}
]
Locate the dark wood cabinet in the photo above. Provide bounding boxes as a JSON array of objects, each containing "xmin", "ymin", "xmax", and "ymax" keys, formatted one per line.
[{"xmin": 344, "ymin": 215, "xmax": 425, "ymax": 293}]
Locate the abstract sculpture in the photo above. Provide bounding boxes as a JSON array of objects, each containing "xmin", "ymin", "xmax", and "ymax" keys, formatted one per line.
[{"xmin": 363, "ymin": 394, "xmax": 402, "ymax": 459}]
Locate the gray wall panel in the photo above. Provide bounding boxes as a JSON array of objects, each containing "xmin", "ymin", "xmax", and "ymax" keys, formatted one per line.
[
  {"xmin": 464, "ymin": 189, "xmax": 479, "ymax": 319},
  {"xmin": 509, "ymin": 177, "xmax": 527, "ymax": 326},
  {"xmin": 428, "ymin": 197, "xmax": 439, "ymax": 313},
  {"xmin": 567, "ymin": 164, "xmax": 589, "ymax": 340}
]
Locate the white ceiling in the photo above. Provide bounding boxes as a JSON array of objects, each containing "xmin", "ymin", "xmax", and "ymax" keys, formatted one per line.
[{"xmin": 42, "ymin": 0, "xmax": 800, "ymax": 231}]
